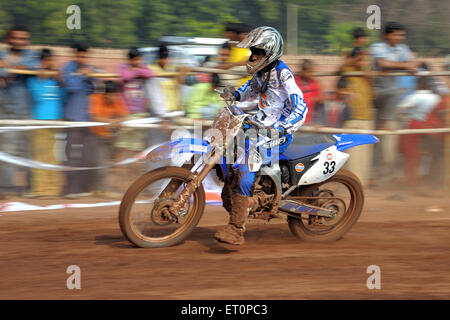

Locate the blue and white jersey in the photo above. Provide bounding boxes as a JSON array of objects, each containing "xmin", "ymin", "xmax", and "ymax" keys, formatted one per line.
[{"xmin": 235, "ymin": 60, "xmax": 308, "ymax": 134}]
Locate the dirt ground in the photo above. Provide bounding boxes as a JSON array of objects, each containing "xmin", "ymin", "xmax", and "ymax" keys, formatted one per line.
[{"xmin": 0, "ymin": 185, "xmax": 449, "ymax": 300}]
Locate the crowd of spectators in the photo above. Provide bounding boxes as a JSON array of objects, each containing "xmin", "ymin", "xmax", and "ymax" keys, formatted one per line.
[{"xmin": 0, "ymin": 22, "xmax": 448, "ymax": 199}]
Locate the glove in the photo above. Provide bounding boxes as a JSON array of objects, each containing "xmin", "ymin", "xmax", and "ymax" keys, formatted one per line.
[
  {"xmin": 243, "ymin": 118, "xmax": 253, "ymax": 131},
  {"xmin": 270, "ymin": 124, "xmax": 285, "ymax": 137},
  {"xmin": 220, "ymin": 85, "xmax": 237, "ymax": 102}
]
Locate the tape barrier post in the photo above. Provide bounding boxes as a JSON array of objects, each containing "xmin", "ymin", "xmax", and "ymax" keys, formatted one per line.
[{"xmin": 445, "ymin": 96, "xmax": 450, "ymax": 191}]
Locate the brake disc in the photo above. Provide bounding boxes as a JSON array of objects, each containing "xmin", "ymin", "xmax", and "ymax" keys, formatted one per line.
[
  {"xmin": 151, "ymin": 199, "xmax": 181, "ymax": 226},
  {"xmin": 316, "ymin": 198, "xmax": 346, "ymax": 226}
]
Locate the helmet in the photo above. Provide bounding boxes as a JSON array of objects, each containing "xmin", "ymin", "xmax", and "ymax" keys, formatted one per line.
[{"xmin": 237, "ymin": 26, "xmax": 283, "ymax": 75}]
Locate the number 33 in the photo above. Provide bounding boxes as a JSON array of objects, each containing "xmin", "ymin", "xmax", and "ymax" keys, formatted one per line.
[{"xmin": 323, "ymin": 161, "xmax": 336, "ymax": 175}]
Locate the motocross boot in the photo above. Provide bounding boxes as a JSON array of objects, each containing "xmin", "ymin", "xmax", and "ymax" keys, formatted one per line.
[
  {"xmin": 214, "ymin": 193, "xmax": 251, "ymax": 245},
  {"xmin": 221, "ymin": 182, "xmax": 233, "ymax": 214}
]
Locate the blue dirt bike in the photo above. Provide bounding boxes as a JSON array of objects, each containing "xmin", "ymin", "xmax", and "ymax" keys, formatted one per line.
[{"xmin": 119, "ymin": 94, "xmax": 378, "ymax": 248}]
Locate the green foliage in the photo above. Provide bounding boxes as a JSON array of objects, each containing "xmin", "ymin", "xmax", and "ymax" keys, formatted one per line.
[
  {"xmin": 323, "ymin": 22, "xmax": 357, "ymax": 53},
  {"xmin": 0, "ymin": 8, "xmax": 12, "ymax": 36},
  {"xmin": 0, "ymin": 0, "xmax": 447, "ymax": 55},
  {"xmin": 322, "ymin": 21, "xmax": 379, "ymax": 54}
]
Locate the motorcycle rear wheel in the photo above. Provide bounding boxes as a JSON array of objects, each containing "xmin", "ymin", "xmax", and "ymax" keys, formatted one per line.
[
  {"xmin": 119, "ymin": 166, "xmax": 205, "ymax": 248},
  {"xmin": 287, "ymin": 169, "xmax": 364, "ymax": 242}
]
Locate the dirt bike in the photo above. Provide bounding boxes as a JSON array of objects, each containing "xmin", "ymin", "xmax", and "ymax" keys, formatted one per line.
[{"xmin": 119, "ymin": 92, "xmax": 378, "ymax": 248}]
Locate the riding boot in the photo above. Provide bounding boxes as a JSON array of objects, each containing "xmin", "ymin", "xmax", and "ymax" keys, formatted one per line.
[
  {"xmin": 221, "ymin": 170, "xmax": 237, "ymax": 214},
  {"xmin": 214, "ymin": 193, "xmax": 251, "ymax": 245},
  {"xmin": 221, "ymin": 182, "xmax": 233, "ymax": 214}
]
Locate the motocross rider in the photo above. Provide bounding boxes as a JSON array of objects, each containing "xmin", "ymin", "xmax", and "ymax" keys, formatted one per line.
[{"xmin": 215, "ymin": 26, "xmax": 308, "ymax": 245}]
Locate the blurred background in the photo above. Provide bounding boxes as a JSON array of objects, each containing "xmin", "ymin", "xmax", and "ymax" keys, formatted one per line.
[
  {"xmin": 0, "ymin": 0, "xmax": 448, "ymax": 201},
  {"xmin": 0, "ymin": 0, "xmax": 448, "ymax": 54}
]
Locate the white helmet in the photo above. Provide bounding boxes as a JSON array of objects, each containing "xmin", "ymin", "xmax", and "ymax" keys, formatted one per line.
[{"xmin": 237, "ymin": 26, "xmax": 283, "ymax": 75}]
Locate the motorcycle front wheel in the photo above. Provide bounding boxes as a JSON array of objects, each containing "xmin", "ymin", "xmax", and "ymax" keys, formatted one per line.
[{"xmin": 119, "ymin": 166, "xmax": 205, "ymax": 248}]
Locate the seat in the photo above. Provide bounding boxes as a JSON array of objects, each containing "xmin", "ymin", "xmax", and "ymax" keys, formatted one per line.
[{"xmin": 281, "ymin": 134, "xmax": 336, "ymax": 160}]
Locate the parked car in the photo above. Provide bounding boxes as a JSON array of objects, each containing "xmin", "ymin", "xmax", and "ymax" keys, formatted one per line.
[{"xmin": 139, "ymin": 36, "xmax": 229, "ymax": 67}]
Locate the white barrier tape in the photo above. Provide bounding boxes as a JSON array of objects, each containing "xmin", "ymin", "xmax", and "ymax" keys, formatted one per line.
[
  {"xmin": 103, "ymin": 119, "xmax": 450, "ymax": 135},
  {"xmin": 0, "ymin": 144, "xmax": 159, "ymax": 171},
  {"xmin": 0, "ymin": 124, "xmax": 109, "ymax": 132},
  {"xmin": 0, "ymin": 174, "xmax": 223, "ymax": 214},
  {"xmin": 120, "ymin": 117, "xmax": 161, "ymax": 126},
  {"xmin": 2, "ymin": 119, "xmax": 449, "ymax": 135},
  {"xmin": 0, "ymin": 192, "xmax": 222, "ymax": 214},
  {"xmin": 0, "ymin": 200, "xmax": 120, "ymax": 213},
  {"xmin": 0, "ymin": 120, "xmax": 109, "ymax": 126},
  {"xmin": 297, "ymin": 126, "xmax": 450, "ymax": 136},
  {"xmin": 0, "ymin": 117, "xmax": 179, "ymax": 132}
]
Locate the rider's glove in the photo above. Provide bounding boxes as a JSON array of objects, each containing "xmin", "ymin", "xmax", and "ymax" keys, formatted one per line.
[
  {"xmin": 243, "ymin": 118, "xmax": 253, "ymax": 131},
  {"xmin": 220, "ymin": 85, "xmax": 238, "ymax": 103},
  {"xmin": 277, "ymin": 126, "xmax": 285, "ymax": 137},
  {"xmin": 270, "ymin": 124, "xmax": 285, "ymax": 137}
]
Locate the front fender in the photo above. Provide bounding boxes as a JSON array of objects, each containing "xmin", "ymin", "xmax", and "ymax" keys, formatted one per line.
[{"xmin": 146, "ymin": 138, "xmax": 211, "ymax": 162}]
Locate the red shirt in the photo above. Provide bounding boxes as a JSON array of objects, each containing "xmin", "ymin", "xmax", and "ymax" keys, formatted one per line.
[{"xmin": 294, "ymin": 75, "xmax": 322, "ymax": 124}]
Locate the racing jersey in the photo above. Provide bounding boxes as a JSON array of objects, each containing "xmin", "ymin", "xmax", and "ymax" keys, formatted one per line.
[{"xmin": 235, "ymin": 60, "xmax": 308, "ymax": 134}]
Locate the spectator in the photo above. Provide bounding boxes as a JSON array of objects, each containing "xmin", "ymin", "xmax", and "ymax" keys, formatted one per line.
[
  {"xmin": 396, "ymin": 48, "xmax": 421, "ymax": 104},
  {"xmin": 146, "ymin": 45, "xmax": 179, "ymax": 175},
  {"xmin": 224, "ymin": 22, "xmax": 251, "ymax": 87},
  {"xmin": 115, "ymin": 47, "xmax": 153, "ymax": 153},
  {"xmin": 0, "ymin": 25, "xmax": 38, "ymax": 118},
  {"xmin": 119, "ymin": 47, "xmax": 153, "ymax": 114},
  {"xmin": 339, "ymin": 27, "xmax": 375, "ymax": 187},
  {"xmin": 397, "ymin": 76, "xmax": 441, "ymax": 124},
  {"xmin": 147, "ymin": 44, "xmax": 180, "ymax": 117},
  {"xmin": 181, "ymin": 42, "xmax": 235, "ymax": 105},
  {"xmin": 370, "ymin": 22, "xmax": 420, "ymax": 181},
  {"xmin": 398, "ymin": 75, "xmax": 447, "ymax": 189},
  {"xmin": 294, "ymin": 59, "xmax": 323, "ymax": 125},
  {"xmin": 227, "ymin": 23, "xmax": 251, "ymax": 64},
  {"xmin": 417, "ymin": 62, "xmax": 449, "ymax": 97},
  {"xmin": 224, "ymin": 22, "xmax": 239, "ymax": 43},
  {"xmin": 201, "ymin": 42, "xmax": 235, "ymax": 90},
  {"xmin": 26, "ymin": 49, "xmax": 64, "ymax": 198},
  {"xmin": 348, "ymin": 27, "xmax": 369, "ymax": 61},
  {"xmin": 371, "ymin": 22, "xmax": 420, "ymax": 122},
  {"xmin": 339, "ymin": 28, "xmax": 374, "ymax": 121},
  {"xmin": 0, "ymin": 25, "xmax": 39, "ymax": 196},
  {"xmin": 89, "ymin": 80, "xmax": 129, "ymax": 198},
  {"xmin": 318, "ymin": 77, "xmax": 351, "ymax": 128},
  {"xmin": 61, "ymin": 42, "xmax": 95, "ymax": 122},
  {"xmin": 61, "ymin": 43, "xmax": 97, "ymax": 199},
  {"xmin": 184, "ymin": 73, "xmax": 225, "ymax": 119}
]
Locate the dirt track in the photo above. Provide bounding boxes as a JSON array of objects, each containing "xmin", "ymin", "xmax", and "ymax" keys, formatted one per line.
[{"xmin": 0, "ymin": 186, "xmax": 449, "ymax": 300}]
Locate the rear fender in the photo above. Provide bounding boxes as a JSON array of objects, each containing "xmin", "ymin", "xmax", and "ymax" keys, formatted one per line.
[
  {"xmin": 332, "ymin": 134, "xmax": 379, "ymax": 152},
  {"xmin": 298, "ymin": 145, "xmax": 349, "ymax": 185}
]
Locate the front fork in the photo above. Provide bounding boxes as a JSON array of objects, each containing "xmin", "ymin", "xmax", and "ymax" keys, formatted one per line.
[{"xmin": 168, "ymin": 147, "xmax": 222, "ymax": 215}]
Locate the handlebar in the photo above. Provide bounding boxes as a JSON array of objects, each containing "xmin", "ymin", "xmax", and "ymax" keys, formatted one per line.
[
  {"xmin": 214, "ymin": 88, "xmax": 235, "ymax": 108},
  {"xmin": 245, "ymin": 118, "xmax": 266, "ymax": 130},
  {"xmin": 214, "ymin": 89, "xmax": 268, "ymax": 130}
]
